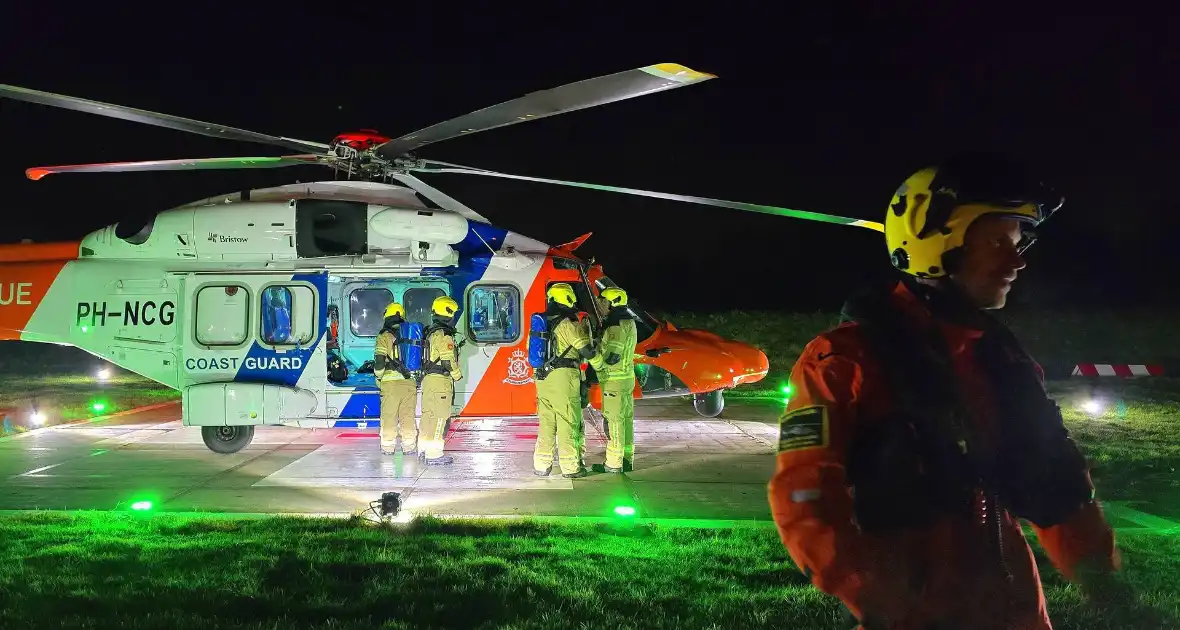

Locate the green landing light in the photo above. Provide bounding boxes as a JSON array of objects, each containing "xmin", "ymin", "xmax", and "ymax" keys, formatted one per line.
[
  {"xmin": 613, "ymin": 505, "xmax": 637, "ymax": 517},
  {"xmin": 130, "ymin": 501, "xmax": 153, "ymax": 511}
]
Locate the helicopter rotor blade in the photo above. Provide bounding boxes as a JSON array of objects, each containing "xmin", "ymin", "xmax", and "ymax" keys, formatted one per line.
[
  {"xmin": 25, "ymin": 155, "xmax": 331, "ymax": 180},
  {"xmin": 412, "ymin": 161, "xmax": 885, "ymax": 232},
  {"xmin": 376, "ymin": 63, "xmax": 715, "ymax": 160},
  {"xmin": 0, "ymin": 84, "xmax": 329, "ymax": 154}
]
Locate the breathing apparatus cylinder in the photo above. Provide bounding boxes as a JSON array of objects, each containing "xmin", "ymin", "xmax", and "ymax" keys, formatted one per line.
[
  {"xmin": 399, "ymin": 321, "xmax": 424, "ymax": 372},
  {"xmin": 528, "ymin": 314, "xmax": 550, "ymax": 369}
]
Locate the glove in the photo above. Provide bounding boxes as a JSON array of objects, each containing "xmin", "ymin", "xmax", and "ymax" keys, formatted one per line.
[
  {"xmin": 645, "ymin": 348, "xmax": 663, "ymax": 358},
  {"xmin": 606, "ymin": 352, "xmax": 621, "ymax": 365}
]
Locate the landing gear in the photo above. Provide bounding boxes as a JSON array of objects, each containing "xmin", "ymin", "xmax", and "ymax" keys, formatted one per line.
[
  {"xmin": 201, "ymin": 425, "xmax": 255, "ymax": 454},
  {"xmin": 693, "ymin": 389, "xmax": 724, "ymax": 418}
]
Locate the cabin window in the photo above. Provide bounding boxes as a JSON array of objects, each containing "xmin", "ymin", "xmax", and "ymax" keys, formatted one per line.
[
  {"xmin": 195, "ymin": 284, "xmax": 249, "ymax": 346},
  {"xmin": 466, "ymin": 284, "xmax": 520, "ymax": 344},
  {"xmin": 261, "ymin": 284, "xmax": 316, "ymax": 346},
  {"xmin": 349, "ymin": 288, "xmax": 393, "ymax": 337},
  {"xmin": 404, "ymin": 287, "xmax": 445, "ymax": 327}
]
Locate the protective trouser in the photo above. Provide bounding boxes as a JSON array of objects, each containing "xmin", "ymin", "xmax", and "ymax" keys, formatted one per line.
[
  {"xmin": 601, "ymin": 376, "xmax": 635, "ymax": 469},
  {"xmin": 378, "ymin": 379, "xmax": 417, "ymax": 452},
  {"xmin": 534, "ymin": 366, "xmax": 585, "ymax": 474},
  {"xmin": 419, "ymin": 373, "xmax": 453, "ymax": 459}
]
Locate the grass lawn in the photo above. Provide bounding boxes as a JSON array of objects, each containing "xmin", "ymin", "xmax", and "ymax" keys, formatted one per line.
[
  {"xmin": 0, "ymin": 372, "xmax": 179, "ymax": 436},
  {"xmin": 0, "ymin": 512, "xmax": 1175, "ymax": 630},
  {"xmin": 1054, "ymin": 378, "xmax": 1180, "ymax": 521}
]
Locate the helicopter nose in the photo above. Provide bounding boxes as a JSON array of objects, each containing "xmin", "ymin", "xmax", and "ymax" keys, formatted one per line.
[{"xmin": 725, "ymin": 341, "xmax": 769, "ymax": 386}]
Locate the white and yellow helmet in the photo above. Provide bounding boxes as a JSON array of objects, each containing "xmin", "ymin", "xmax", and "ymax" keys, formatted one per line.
[{"xmin": 884, "ymin": 153, "xmax": 1063, "ymax": 279}]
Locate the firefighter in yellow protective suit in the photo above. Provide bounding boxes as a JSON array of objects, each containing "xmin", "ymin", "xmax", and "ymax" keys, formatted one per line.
[
  {"xmin": 374, "ymin": 303, "xmax": 418, "ymax": 456},
  {"xmin": 534, "ymin": 283, "xmax": 596, "ymax": 478},
  {"xmin": 589, "ymin": 287, "xmax": 638, "ymax": 473},
  {"xmin": 419, "ymin": 296, "xmax": 462, "ymax": 466}
]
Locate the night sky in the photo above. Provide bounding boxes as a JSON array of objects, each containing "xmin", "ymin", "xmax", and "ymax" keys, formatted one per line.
[{"xmin": 2, "ymin": 6, "xmax": 1175, "ymax": 313}]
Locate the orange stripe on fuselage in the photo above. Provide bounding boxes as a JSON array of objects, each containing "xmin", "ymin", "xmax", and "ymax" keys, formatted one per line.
[
  {"xmin": 0, "ymin": 241, "xmax": 80, "ymax": 263},
  {"xmin": 0, "ymin": 242, "xmax": 78, "ymax": 341},
  {"xmin": 459, "ymin": 253, "xmax": 583, "ymax": 417}
]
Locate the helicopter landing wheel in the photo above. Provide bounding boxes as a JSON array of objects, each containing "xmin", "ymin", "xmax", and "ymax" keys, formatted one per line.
[
  {"xmin": 201, "ymin": 425, "xmax": 255, "ymax": 454},
  {"xmin": 693, "ymin": 390, "xmax": 724, "ymax": 418}
]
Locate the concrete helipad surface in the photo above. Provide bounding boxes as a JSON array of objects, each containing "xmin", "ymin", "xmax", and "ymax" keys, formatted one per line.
[{"xmin": 0, "ymin": 398, "xmax": 786, "ymax": 520}]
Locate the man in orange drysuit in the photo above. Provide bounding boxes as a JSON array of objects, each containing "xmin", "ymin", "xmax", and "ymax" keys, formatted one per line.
[{"xmin": 768, "ymin": 154, "xmax": 1125, "ymax": 629}]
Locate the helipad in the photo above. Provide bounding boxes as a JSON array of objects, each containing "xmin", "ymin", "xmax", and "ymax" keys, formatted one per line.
[{"xmin": 0, "ymin": 399, "xmax": 784, "ymax": 520}]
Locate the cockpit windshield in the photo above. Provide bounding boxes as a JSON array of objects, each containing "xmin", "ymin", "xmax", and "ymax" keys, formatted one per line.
[{"xmin": 592, "ymin": 276, "xmax": 661, "ymax": 342}]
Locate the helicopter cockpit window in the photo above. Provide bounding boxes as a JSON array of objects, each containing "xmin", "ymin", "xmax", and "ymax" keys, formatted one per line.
[
  {"xmin": 115, "ymin": 215, "xmax": 156, "ymax": 245},
  {"xmin": 571, "ymin": 282, "xmax": 598, "ymax": 321},
  {"xmin": 349, "ymin": 288, "xmax": 393, "ymax": 337},
  {"xmin": 593, "ymin": 276, "xmax": 660, "ymax": 343},
  {"xmin": 552, "ymin": 257, "xmax": 583, "ymax": 271},
  {"xmin": 542, "ymin": 280, "xmax": 601, "ymax": 335}
]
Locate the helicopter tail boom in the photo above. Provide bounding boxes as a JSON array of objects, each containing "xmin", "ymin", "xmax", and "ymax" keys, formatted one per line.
[{"xmin": 0, "ymin": 254, "xmax": 77, "ymax": 341}]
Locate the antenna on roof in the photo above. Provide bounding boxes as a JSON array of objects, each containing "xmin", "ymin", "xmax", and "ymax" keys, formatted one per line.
[{"xmin": 471, "ymin": 229, "xmax": 497, "ymax": 257}]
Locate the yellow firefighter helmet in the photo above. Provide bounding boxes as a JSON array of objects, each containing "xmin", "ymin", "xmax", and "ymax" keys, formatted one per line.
[
  {"xmin": 884, "ymin": 153, "xmax": 1063, "ymax": 279},
  {"xmin": 383, "ymin": 303, "xmax": 405, "ymax": 319},
  {"xmin": 432, "ymin": 296, "xmax": 459, "ymax": 318},
  {"xmin": 547, "ymin": 283, "xmax": 578, "ymax": 308},
  {"xmin": 600, "ymin": 287, "xmax": 628, "ymax": 307}
]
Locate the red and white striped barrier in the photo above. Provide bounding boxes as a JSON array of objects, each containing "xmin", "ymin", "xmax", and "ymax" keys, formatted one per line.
[{"xmin": 1071, "ymin": 364, "xmax": 1165, "ymax": 377}]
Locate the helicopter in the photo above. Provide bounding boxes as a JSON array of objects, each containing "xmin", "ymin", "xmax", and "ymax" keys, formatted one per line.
[{"xmin": 0, "ymin": 63, "xmax": 882, "ymax": 454}]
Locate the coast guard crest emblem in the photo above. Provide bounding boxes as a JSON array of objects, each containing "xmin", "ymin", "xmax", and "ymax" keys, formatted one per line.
[{"xmin": 504, "ymin": 349, "xmax": 534, "ymax": 385}]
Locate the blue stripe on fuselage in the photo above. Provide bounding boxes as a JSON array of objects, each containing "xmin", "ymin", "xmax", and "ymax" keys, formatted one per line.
[
  {"xmin": 233, "ymin": 272, "xmax": 329, "ymax": 387},
  {"xmin": 454, "ymin": 221, "xmax": 508, "ymax": 258},
  {"xmin": 339, "ymin": 387, "xmax": 381, "ymax": 419}
]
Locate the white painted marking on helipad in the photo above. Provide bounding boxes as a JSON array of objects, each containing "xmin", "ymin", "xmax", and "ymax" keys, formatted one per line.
[{"xmin": 17, "ymin": 463, "xmax": 64, "ymax": 477}]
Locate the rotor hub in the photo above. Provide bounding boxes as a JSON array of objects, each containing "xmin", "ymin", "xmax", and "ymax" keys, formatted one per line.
[{"xmin": 329, "ymin": 130, "xmax": 391, "ymax": 160}]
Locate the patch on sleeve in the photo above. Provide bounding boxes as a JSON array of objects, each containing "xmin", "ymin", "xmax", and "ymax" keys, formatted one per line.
[
  {"xmin": 777, "ymin": 405, "xmax": 829, "ymax": 453},
  {"xmin": 447, "ymin": 341, "xmax": 454, "ymax": 351}
]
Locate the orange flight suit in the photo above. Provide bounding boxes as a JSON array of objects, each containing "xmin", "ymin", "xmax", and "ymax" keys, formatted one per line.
[{"xmin": 768, "ymin": 281, "xmax": 1119, "ymax": 629}]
